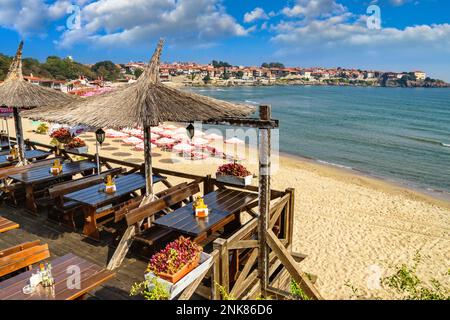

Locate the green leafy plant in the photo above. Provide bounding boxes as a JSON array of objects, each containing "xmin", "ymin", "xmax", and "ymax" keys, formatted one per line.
[
  {"xmin": 290, "ymin": 279, "xmax": 310, "ymax": 300},
  {"xmin": 346, "ymin": 253, "xmax": 449, "ymax": 300},
  {"xmin": 130, "ymin": 277, "xmax": 170, "ymax": 300},
  {"xmin": 383, "ymin": 254, "xmax": 449, "ymax": 300},
  {"xmin": 215, "ymin": 282, "xmax": 236, "ymax": 300},
  {"xmin": 35, "ymin": 123, "xmax": 49, "ymax": 134}
]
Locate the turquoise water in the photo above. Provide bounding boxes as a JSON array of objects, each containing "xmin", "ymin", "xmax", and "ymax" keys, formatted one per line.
[{"xmin": 189, "ymin": 86, "xmax": 450, "ymax": 195}]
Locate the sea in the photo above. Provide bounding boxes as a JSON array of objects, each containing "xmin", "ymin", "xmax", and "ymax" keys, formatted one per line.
[{"xmin": 188, "ymin": 86, "xmax": 450, "ymax": 197}]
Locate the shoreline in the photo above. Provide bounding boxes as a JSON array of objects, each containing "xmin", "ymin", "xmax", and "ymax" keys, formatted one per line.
[
  {"xmin": 167, "ymin": 81, "xmax": 450, "ymax": 89},
  {"xmin": 278, "ymin": 150, "xmax": 450, "ymax": 210}
]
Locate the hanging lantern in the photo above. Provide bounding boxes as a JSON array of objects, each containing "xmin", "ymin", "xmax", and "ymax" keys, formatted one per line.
[
  {"xmin": 186, "ymin": 123, "xmax": 195, "ymax": 140},
  {"xmin": 95, "ymin": 128, "xmax": 106, "ymax": 146}
]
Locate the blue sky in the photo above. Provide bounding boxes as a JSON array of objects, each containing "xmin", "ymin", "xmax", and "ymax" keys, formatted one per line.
[{"xmin": 1, "ymin": 0, "xmax": 450, "ymax": 80}]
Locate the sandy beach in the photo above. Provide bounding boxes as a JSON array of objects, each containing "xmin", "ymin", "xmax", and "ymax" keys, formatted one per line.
[{"xmin": 10, "ymin": 119, "xmax": 450, "ymax": 300}]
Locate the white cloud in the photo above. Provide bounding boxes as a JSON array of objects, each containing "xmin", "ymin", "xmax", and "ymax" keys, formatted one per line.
[
  {"xmin": 244, "ymin": 7, "xmax": 269, "ymax": 23},
  {"xmin": 0, "ymin": 0, "xmax": 249, "ymax": 47},
  {"xmin": 273, "ymin": 11, "xmax": 450, "ymax": 50},
  {"xmin": 281, "ymin": 0, "xmax": 346, "ymax": 19},
  {"xmin": 0, "ymin": 0, "xmax": 76, "ymax": 35},
  {"xmin": 57, "ymin": 0, "xmax": 250, "ymax": 48}
]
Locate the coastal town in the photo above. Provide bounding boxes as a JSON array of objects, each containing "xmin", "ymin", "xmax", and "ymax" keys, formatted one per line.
[
  {"xmin": 0, "ymin": 52, "xmax": 448, "ymax": 93},
  {"xmin": 118, "ymin": 61, "xmax": 449, "ymax": 88}
]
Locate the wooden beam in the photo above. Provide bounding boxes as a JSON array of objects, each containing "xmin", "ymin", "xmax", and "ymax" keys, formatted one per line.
[
  {"xmin": 202, "ymin": 118, "xmax": 279, "ymax": 129},
  {"xmin": 225, "ymin": 218, "xmax": 258, "ymax": 246},
  {"xmin": 286, "ymin": 188, "xmax": 295, "ymax": 248},
  {"xmin": 258, "ymin": 105, "xmax": 271, "ymax": 296},
  {"xmin": 213, "ymin": 238, "xmax": 229, "ymax": 293},
  {"xmin": 266, "ymin": 286, "xmax": 294, "ymax": 300},
  {"xmin": 230, "ymin": 248, "xmax": 258, "ymax": 298},
  {"xmin": 265, "ymin": 229, "xmax": 323, "ymax": 300},
  {"xmin": 227, "ymin": 240, "xmax": 258, "ymax": 250},
  {"xmin": 178, "ymin": 268, "xmax": 210, "ymax": 300},
  {"xmin": 107, "ymin": 196, "xmax": 153, "ymax": 270},
  {"xmin": 211, "ymin": 251, "xmax": 220, "ymax": 300}
]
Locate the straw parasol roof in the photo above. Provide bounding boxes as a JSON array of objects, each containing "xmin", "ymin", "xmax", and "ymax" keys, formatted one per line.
[
  {"xmin": 0, "ymin": 41, "xmax": 78, "ymax": 109},
  {"xmin": 25, "ymin": 39, "xmax": 255, "ymax": 128}
]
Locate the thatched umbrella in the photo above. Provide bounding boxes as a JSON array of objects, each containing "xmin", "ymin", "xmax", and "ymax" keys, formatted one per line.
[
  {"xmin": 25, "ymin": 39, "xmax": 255, "ymax": 197},
  {"xmin": 0, "ymin": 41, "xmax": 78, "ymax": 164}
]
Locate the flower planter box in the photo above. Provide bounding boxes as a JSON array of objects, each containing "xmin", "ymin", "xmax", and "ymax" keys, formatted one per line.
[
  {"xmin": 145, "ymin": 252, "xmax": 212, "ymax": 300},
  {"xmin": 216, "ymin": 174, "xmax": 253, "ymax": 186},
  {"xmin": 158, "ymin": 253, "xmax": 201, "ymax": 284},
  {"xmin": 66, "ymin": 146, "xmax": 88, "ymax": 154}
]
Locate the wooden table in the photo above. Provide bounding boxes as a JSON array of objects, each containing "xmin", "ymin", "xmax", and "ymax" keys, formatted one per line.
[
  {"xmin": 154, "ymin": 189, "xmax": 258, "ymax": 243},
  {"xmin": 0, "ymin": 216, "xmax": 19, "ymax": 233},
  {"xmin": 0, "ymin": 253, "xmax": 115, "ymax": 300},
  {"xmin": 8, "ymin": 160, "xmax": 97, "ymax": 214},
  {"xmin": 64, "ymin": 173, "xmax": 166, "ymax": 239},
  {"xmin": 0, "ymin": 149, "xmax": 52, "ymax": 168}
]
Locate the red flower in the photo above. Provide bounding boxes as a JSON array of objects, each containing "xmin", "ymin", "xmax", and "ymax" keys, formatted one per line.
[
  {"xmin": 216, "ymin": 163, "xmax": 251, "ymax": 177},
  {"xmin": 66, "ymin": 137, "xmax": 86, "ymax": 148},
  {"xmin": 147, "ymin": 236, "xmax": 202, "ymax": 275},
  {"xmin": 50, "ymin": 128, "xmax": 72, "ymax": 144}
]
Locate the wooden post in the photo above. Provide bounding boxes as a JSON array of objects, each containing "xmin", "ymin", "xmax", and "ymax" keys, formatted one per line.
[
  {"xmin": 203, "ymin": 174, "xmax": 213, "ymax": 195},
  {"xmin": 13, "ymin": 107, "xmax": 26, "ymax": 165},
  {"xmin": 258, "ymin": 105, "xmax": 271, "ymax": 296},
  {"xmin": 107, "ymin": 124, "xmax": 154, "ymax": 270},
  {"xmin": 95, "ymin": 140, "xmax": 101, "ymax": 175},
  {"xmin": 286, "ymin": 188, "xmax": 295, "ymax": 249},
  {"xmin": 143, "ymin": 125, "xmax": 153, "ymax": 196},
  {"xmin": 211, "ymin": 251, "xmax": 221, "ymax": 300},
  {"xmin": 213, "ymin": 238, "xmax": 229, "ymax": 294}
]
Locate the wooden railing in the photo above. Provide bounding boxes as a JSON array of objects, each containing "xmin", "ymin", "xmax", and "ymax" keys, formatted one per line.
[{"xmin": 212, "ymin": 188, "xmax": 295, "ymax": 299}]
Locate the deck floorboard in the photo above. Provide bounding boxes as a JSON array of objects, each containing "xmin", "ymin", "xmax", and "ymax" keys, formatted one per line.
[{"xmin": 0, "ymin": 205, "xmax": 147, "ymax": 300}]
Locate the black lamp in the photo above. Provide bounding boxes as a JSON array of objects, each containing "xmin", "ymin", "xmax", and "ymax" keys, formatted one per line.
[
  {"xmin": 186, "ymin": 123, "xmax": 195, "ymax": 140},
  {"xmin": 95, "ymin": 128, "xmax": 106, "ymax": 146}
]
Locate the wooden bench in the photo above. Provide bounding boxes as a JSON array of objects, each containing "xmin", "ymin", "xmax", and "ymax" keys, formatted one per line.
[
  {"xmin": 0, "ymin": 240, "xmax": 50, "ymax": 278},
  {"xmin": 0, "ymin": 216, "xmax": 19, "ymax": 233},
  {"xmin": 125, "ymin": 182, "xmax": 200, "ymax": 247},
  {"xmin": 114, "ymin": 182, "xmax": 189, "ymax": 223},
  {"xmin": 47, "ymin": 168, "xmax": 124, "ymax": 229}
]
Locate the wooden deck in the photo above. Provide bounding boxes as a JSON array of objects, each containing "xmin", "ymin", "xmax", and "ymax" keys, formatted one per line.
[{"xmin": 0, "ymin": 205, "xmax": 147, "ymax": 300}]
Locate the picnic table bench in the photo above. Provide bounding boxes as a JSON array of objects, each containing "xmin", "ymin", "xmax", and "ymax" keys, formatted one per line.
[
  {"xmin": 124, "ymin": 181, "xmax": 201, "ymax": 247},
  {"xmin": 0, "ymin": 253, "xmax": 115, "ymax": 300},
  {"xmin": 0, "ymin": 240, "xmax": 50, "ymax": 278},
  {"xmin": 154, "ymin": 189, "xmax": 258, "ymax": 244},
  {"xmin": 0, "ymin": 216, "xmax": 19, "ymax": 233},
  {"xmin": 8, "ymin": 160, "xmax": 97, "ymax": 214},
  {"xmin": 64, "ymin": 173, "xmax": 166, "ymax": 240},
  {"xmin": 47, "ymin": 168, "xmax": 124, "ymax": 229},
  {"xmin": 0, "ymin": 149, "xmax": 52, "ymax": 168}
]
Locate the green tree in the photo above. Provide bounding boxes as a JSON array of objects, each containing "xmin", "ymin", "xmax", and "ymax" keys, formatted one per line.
[
  {"xmin": 0, "ymin": 54, "xmax": 12, "ymax": 80},
  {"xmin": 91, "ymin": 61, "xmax": 121, "ymax": 81},
  {"xmin": 212, "ymin": 60, "xmax": 231, "ymax": 68},
  {"xmin": 134, "ymin": 68, "xmax": 144, "ymax": 78},
  {"xmin": 262, "ymin": 62, "xmax": 285, "ymax": 69},
  {"xmin": 203, "ymin": 73, "xmax": 211, "ymax": 83}
]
